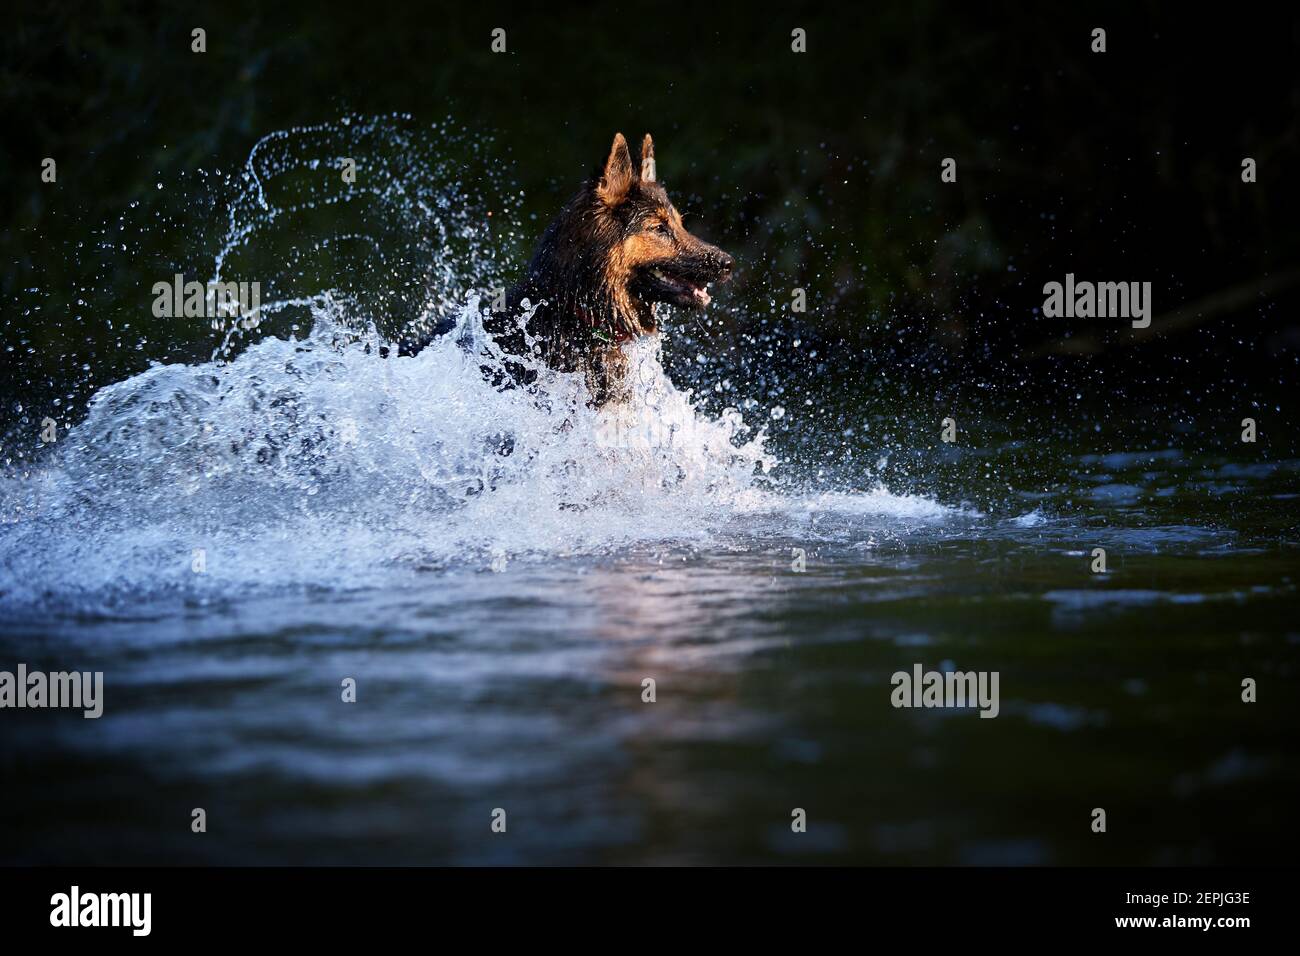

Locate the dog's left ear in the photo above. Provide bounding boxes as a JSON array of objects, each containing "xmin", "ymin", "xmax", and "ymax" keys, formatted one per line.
[
  {"xmin": 640, "ymin": 134, "xmax": 656, "ymax": 183},
  {"xmin": 597, "ymin": 133, "xmax": 635, "ymax": 206}
]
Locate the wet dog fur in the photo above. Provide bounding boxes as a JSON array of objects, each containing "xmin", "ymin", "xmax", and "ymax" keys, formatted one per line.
[{"xmin": 480, "ymin": 133, "xmax": 734, "ymax": 406}]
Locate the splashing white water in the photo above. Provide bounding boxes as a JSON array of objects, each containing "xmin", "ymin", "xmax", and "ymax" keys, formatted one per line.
[{"xmin": 1, "ymin": 295, "xmax": 763, "ymax": 598}]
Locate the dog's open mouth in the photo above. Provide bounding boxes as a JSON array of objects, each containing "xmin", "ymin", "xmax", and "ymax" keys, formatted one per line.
[{"xmin": 640, "ymin": 266, "xmax": 716, "ymax": 310}]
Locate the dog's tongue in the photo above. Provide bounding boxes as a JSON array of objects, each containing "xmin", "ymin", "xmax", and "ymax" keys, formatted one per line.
[{"xmin": 692, "ymin": 285, "xmax": 711, "ymax": 307}]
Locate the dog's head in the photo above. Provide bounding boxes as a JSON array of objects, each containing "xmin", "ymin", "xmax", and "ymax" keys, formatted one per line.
[
  {"xmin": 597, "ymin": 134, "xmax": 734, "ymax": 317},
  {"xmin": 524, "ymin": 133, "xmax": 734, "ymax": 341},
  {"xmin": 579, "ymin": 133, "xmax": 734, "ymax": 337}
]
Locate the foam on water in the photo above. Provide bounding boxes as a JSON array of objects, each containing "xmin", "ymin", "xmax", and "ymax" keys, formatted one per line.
[
  {"xmin": 1, "ymin": 298, "xmax": 960, "ymax": 609},
  {"xmin": 0, "ymin": 117, "xmax": 961, "ymax": 611}
]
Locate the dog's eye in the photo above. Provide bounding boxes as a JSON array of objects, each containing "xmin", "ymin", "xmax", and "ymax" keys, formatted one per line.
[{"xmin": 652, "ymin": 221, "xmax": 672, "ymax": 237}]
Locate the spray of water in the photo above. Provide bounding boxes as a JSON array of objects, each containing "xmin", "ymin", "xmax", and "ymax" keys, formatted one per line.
[{"xmin": 0, "ymin": 117, "xmax": 958, "ymax": 611}]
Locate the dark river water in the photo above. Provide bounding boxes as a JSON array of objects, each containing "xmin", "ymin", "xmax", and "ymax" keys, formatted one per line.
[{"xmin": 2, "ymin": 363, "xmax": 1296, "ymax": 864}]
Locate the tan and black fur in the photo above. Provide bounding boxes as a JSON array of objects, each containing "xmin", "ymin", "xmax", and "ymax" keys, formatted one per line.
[{"xmin": 483, "ymin": 133, "xmax": 734, "ymax": 406}]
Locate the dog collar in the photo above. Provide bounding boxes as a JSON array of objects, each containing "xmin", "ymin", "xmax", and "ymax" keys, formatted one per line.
[{"xmin": 575, "ymin": 306, "xmax": 634, "ymax": 345}]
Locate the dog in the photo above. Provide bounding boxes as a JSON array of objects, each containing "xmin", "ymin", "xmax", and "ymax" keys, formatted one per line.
[{"xmin": 481, "ymin": 132, "xmax": 734, "ymax": 406}]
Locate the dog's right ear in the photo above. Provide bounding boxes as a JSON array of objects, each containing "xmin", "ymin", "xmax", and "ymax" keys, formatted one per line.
[
  {"xmin": 640, "ymin": 134, "xmax": 656, "ymax": 182},
  {"xmin": 597, "ymin": 133, "xmax": 635, "ymax": 206}
]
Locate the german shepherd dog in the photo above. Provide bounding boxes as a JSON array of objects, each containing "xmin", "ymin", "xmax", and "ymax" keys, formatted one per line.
[{"xmin": 482, "ymin": 133, "xmax": 734, "ymax": 406}]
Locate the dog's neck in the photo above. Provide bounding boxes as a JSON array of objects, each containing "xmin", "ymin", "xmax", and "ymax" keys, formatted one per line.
[
  {"xmin": 491, "ymin": 279, "xmax": 650, "ymax": 408},
  {"xmin": 509, "ymin": 277, "xmax": 648, "ymax": 346},
  {"xmin": 572, "ymin": 304, "xmax": 640, "ymax": 344}
]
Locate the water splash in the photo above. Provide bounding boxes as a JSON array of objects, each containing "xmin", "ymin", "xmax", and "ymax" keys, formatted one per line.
[{"xmin": 0, "ymin": 117, "xmax": 959, "ymax": 611}]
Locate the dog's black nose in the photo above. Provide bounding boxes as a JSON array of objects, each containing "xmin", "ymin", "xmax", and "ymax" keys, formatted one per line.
[{"xmin": 716, "ymin": 252, "xmax": 734, "ymax": 279}]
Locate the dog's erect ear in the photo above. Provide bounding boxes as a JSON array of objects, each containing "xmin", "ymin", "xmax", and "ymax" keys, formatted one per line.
[
  {"xmin": 640, "ymin": 134, "xmax": 656, "ymax": 182},
  {"xmin": 597, "ymin": 133, "xmax": 635, "ymax": 206}
]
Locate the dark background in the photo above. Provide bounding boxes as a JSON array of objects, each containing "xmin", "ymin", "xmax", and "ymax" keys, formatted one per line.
[{"xmin": 3, "ymin": 0, "xmax": 1298, "ymax": 455}]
